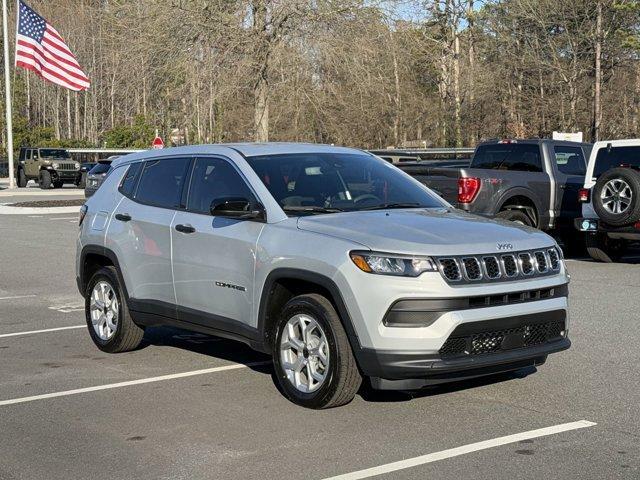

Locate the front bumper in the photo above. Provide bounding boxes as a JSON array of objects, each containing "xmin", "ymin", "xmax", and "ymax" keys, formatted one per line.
[{"xmin": 357, "ymin": 309, "xmax": 570, "ymax": 390}]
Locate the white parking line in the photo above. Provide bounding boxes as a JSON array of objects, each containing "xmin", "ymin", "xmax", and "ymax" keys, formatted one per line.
[
  {"xmin": 322, "ymin": 420, "xmax": 597, "ymax": 480},
  {"xmin": 48, "ymin": 217, "xmax": 78, "ymax": 220},
  {"xmin": 0, "ymin": 325, "xmax": 85, "ymax": 338},
  {"xmin": 0, "ymin": 294, "xmax": 37, "ymax": 301},
  {"xmin": 0, "ymin": 361, "xmax": 271, "ymax": 407}
]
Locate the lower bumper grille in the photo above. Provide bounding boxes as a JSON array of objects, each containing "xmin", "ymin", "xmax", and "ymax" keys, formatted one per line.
[{"xmin": 440, "ymin": 314, "xmax": 566, "ymax": 358}]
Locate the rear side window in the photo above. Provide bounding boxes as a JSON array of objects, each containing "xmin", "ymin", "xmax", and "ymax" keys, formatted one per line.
[
  {"xmin": 594, "ymin": 146, "xmax": 640, "ymax": 177},
  {"xmin": 187, "ymin": 157, "xmax": 255, "ymax": 214},
  {"xmin": 554, "ymin": 146, "xmax": 586, "ymax": 176},
  {"xmin": 119, "ymin": 162, "xmax": 142, "ymax": 198},
  {"xmin": 135, "ymin": 158, "xmax": 190, "ymax": 209},
  {"xmin": 471, "ymin": 144, "xmax": 542, "ymax": 172}
]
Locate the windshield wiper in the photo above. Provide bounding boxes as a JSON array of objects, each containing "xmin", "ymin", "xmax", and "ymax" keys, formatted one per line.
[
  {"xmin": 361, "ymin": 202, "xmax": 424, "ymax": 211},
  {"xmin": 282, "ymin": 206, "xmax": 343, "ymax": 214}
]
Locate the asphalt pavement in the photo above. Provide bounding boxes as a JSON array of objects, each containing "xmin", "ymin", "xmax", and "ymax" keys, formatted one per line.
[{"xmin": 0, "ymin": 210, "xmax": 638, "ymax": 480}]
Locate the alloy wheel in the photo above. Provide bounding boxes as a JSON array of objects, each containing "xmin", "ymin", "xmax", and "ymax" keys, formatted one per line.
[
  {"xmin": 89, "ymin": 280, "xmax": 119, "ymax": 341},
  {"xmin": 280, "ymin": 314, "xmax": 330, "ymax": 393}
]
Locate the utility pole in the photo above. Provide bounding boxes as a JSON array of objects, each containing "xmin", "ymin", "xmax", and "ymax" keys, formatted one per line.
[{"xmin": 2, "ymin": 0, "xmax": 14, "ymax": 188}]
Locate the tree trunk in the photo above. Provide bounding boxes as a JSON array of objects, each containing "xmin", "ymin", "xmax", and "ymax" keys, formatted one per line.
[{"xmin": 591, "ymin": 0, "xmax": 603, "ymax": 142}]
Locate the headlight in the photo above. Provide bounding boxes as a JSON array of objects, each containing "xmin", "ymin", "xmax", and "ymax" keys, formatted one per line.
[
  {"xmin": 75, "ymin": 162, "xmax": 80, "ymax": 170},
  {"xmin": 51, "ymin": 162, "xmax": 59, "ymax": 169},
  {"xmin": 350, "ymin": 251, "xmax": 437, "ymax": 277}
]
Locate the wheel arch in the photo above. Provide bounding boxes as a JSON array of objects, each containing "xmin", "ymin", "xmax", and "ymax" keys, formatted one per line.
[
  {"xmin": 496, "ymin": 189, "xmax": 541, "ymax": 227},
  {"xmin": 79, "ymin": 245, "xmax": 131, "ymax": 304},
  {"xmin": 257, "ymin": 268, "xmax": 362, "ymax": 358}
]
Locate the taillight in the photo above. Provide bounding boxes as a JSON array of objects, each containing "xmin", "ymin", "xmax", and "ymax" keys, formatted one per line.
[
  {"xmin": 578, "ymin": 188, "xmax": 591, "ymax": 203},
  {"xmin": 458, "ymin": 177, "xmax": 481, "ymax": 204},
  {"xmin": 79, "ymin": 205, "xmax": 88, "ymax": 226}
]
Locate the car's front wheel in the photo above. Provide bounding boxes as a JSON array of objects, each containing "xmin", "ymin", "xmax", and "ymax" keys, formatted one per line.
[
  {"xmin": 85, "ymin": 266, "xmax": 144, "ymax": 353},
  {"xmin": 273, "ymin": 294, "xmax": 362, "ymax": 409},
  {"xmin": 39, "ymin": 170, "xmax": 51, "ymax": 189}
]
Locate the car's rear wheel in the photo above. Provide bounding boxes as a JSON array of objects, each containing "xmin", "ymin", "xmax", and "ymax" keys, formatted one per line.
[
  {"xmin": 85, "ymin": 266, "xmax": 144, "ymax": 353},
  {"xmin": 495, "ymin": 209, "xmax": 534, "ymax": 227},
  {"xmin": 585, "ymin": 233, "xmax": 626, "ymax": 263},
  {"xmin": 39, "ymin": 170, "xmax": 51, "ymax": 189},
  {"xmin": 17, "ymin": 169, "xmax": 27, "ymax": 187},
  {"xmin": 273, "ymin": 294, "xmax": 361, "ymax": 409}
]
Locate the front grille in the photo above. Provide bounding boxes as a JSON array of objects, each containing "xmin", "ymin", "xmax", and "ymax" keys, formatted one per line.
[
  {"xmin": 462, "ymin": 258, "xmax": 482, "ymax": 280},
  {"xmin": 548, "ymin": 248, "xmax": 560, "ymax": 270},
  {"xmin": 519, "ymin": 253, "xmax": 534, "ymax": 275},
  {"xmin": 534, "ymin": 251, "xmax": 548, "ymax": 272},
  {"xmin": 439, "ymin": 258, "xmax": 461, "ymax": 281},
  {"xmin": 482, "ymin": 256, "xmax": 501, "ymax": 279},
  {"xmin": 435, "ymin": 248, "xmax": 562, "ymax": 284},
  {"xmin": 440, "ymin": 319, "xmax": 566, "ymax": 358},
  {"xmin": 57, "ymin": 162, "xmax": 76, "ymax": 171}
]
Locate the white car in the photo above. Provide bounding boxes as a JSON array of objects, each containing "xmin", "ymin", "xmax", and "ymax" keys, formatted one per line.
[
  {"xmin": 576, "ymin": 139, "xmax": 640, "ymax": 262},
  {"xmin": 76, "ymin": 143, "xmax": 570, "ymax": 408}
]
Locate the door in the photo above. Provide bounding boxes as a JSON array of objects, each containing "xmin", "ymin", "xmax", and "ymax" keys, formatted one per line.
[
  {"xmin": 551, "ymin": 145, "xmax": 587, "ymax": 223},
  {"xmin": 25, "ymin": 149, "xmax": 36, "ymax": 177},
  {"xmin": 108, "ymin": 158, "xmax": 190, "ymax": 314},
  {"xmin": 172, "ymin": 156, "xmax": 265, "ymax": 329}
]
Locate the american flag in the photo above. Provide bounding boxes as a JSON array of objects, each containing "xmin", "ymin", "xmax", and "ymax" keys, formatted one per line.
[{"xmin": 15, "ymin": 1, "xmax": 90, "ymax": 91}]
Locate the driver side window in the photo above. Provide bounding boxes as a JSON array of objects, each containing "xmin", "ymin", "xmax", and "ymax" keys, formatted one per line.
[{"xmin": 187, "ymin": 157, "xmax": 255, "ymax": 215}]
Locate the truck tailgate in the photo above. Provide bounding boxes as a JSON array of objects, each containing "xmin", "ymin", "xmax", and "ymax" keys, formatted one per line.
[{"xmin": 398, "ymin": 165, "xmax": 460, "ymax": 204}]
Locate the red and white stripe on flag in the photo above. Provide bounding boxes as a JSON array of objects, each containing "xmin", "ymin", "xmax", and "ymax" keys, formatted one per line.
[{"xmin": 15, "ymin": 1, "xmax": 90, "ymax": 91}]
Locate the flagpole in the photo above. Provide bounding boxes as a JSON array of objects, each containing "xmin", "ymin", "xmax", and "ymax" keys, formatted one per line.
[{"xmin": 2, "ymin": 0, "xmax": 13, "ymax": 188}]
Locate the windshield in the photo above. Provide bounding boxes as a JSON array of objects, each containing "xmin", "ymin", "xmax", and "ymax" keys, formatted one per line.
[
  {"xmin": 39, "ymin": 149, "xmax": 70, "ymax": 158},
  {"xmin": 89, "ymin": 162, "xmax": 111, "ymax": 175},
  {"xmin": 594, "ymin": 146, "xmax": 640, "ymax": 177},
  {"xmin": 245, "ymin": 152, "xmax": 444, "ymax": 214}
]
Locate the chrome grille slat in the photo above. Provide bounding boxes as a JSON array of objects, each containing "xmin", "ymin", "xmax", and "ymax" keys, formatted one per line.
[{"xmin": 436, "ymin": 248, "xmax": 562, "ymax": 284}]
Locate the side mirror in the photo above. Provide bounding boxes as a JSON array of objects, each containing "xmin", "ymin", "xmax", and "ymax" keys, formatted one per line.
[{"xmin": 210, "ymin": 197, "xmax": 266, "ymax": 221}]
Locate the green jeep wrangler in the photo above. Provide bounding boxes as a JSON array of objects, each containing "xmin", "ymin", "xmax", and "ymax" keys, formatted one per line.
[{"xmin": 16, "ymin": 147, "xmax": 82, "ymax": 189}]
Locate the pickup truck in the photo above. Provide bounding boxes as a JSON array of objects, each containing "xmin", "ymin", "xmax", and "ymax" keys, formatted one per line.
[{"xmin": 397, "ymin": 139, "xmax": 592, "ymax": 234}]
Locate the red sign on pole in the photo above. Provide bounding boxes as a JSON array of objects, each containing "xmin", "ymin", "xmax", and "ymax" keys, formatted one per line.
[{"xmin": 152, "ymin": 136, "xmax": 164, "ymax": 149}]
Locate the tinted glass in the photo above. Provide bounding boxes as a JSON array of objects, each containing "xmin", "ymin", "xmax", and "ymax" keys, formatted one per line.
[
  {"xmin": 39, "ymin": 149, "xmax": 70, "ymax": 158},
  {"xmin": 187, "ymin": 157, "xmax": 255, "ymax": 214},
  {"xmin": 245, "ymin": 152, "xmax": 444, "ymax": 214},
  {"xmin": 554, "ymin": 146, "xmax": 586, "ymax": 176},
  {"xmin": 471, "ymin": 144, "xmax": 542, "ymax": 172},
  {"xmin": 135, "ymin": 158, "xmax": 189, "ymax": 208},
  {"xmin": 119, "ymin": 162, "xmax": 142, "ymax": 197},
  {"xmin": 89, "ymin": 162, "xmax": 111, "ymax": 175},
  {"xmin": 594, "ymin": 146, "xmax": 640, "ymax": 177}
]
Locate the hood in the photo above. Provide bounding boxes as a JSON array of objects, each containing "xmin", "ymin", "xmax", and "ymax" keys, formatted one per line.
[{"xmin": 296, "ymin": 208, "xmax": 555, "ymax": 256}]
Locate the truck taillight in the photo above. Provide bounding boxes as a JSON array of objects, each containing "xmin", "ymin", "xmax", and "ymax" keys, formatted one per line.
[
  {"xmin": 578, "ymin": 188, "xmax": 591, "ymax": 203},
  {"xmin": 458, "ymin": 177, "xmax": 481, "ymax": 204}
]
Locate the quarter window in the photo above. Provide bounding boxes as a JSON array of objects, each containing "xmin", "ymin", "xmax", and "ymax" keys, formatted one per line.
[
  {"xmin": 187, "ymin": 157, "xmax": 255, "ymax": 214},
  {"xmin": 135, "ymin": 158, "xmax": 190, "ymax": 209},
  {"xmin": 119, "ymin": 162, "xmax": 143, "ymax": 198}
]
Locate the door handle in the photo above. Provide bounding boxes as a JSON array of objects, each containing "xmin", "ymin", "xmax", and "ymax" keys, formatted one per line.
[
  {"xmin": 115, "ymin": 213, "xmax": 131, "ymax": 222},
  {"xmin": 559, "ymin": 185, "xmax": 567, "ymax": 190},
  {"xmin": 175, "ymin": 224, "xmax": 196, "ymax": 234}
]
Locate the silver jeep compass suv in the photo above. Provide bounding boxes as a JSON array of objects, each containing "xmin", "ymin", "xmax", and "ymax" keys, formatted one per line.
[{"xmin": 76, "ymin": 143, "xmax": 570, "ymax": 409}]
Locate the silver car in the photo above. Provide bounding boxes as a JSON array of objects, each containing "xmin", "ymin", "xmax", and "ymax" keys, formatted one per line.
[{"xmin": 76, "ymin": 143, "xmax": 570, "ymax": 409}]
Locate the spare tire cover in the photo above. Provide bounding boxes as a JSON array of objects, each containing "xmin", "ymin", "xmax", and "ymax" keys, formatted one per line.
[{"xmin": 593, "ymin": 167, "xmax": 640, "ymax": 226}]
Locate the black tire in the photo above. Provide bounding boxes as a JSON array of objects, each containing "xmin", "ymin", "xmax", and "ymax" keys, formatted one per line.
[
  {"xmin": 39, "ymin": 170, "xmax": 52, "ymax": 189},
  {"xmin": 272, "ymin": 294, "xmax": 362, "ymax": 409},
  {"xmin": 53, "ymin": 180, "xmax": 64, "ymax": 189},
  {"xmin": 84, "ymin": 266, "xmax": 144, "ymax": 353},
  {"xmin": 495, "ymin": 209, "xmax": 534, "ymax": 227},
  {"xmin": 585, "ymin": 233, "xmax": 626, "ymax": 263},
  {"xmin": 17, "ymin": 169, "xmax": 27, "ymax": 187},
  {"xmin": 593, "ymin": 167, "xmax": 640, "ymax": 226}
]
